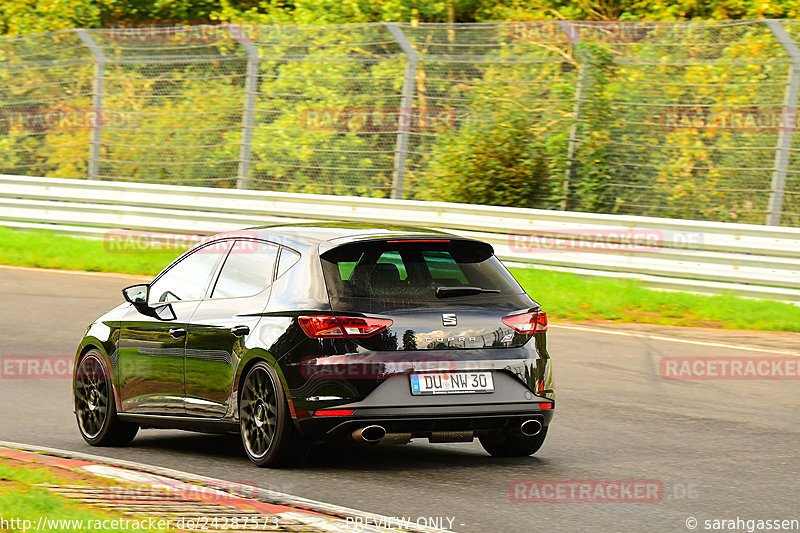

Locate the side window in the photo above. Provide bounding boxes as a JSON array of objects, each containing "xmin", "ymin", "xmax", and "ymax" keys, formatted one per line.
[
  {"xmin": 422, "ymin": 250, "xmax": 468, "ymax": 285},
  {"xmin": 276, "ymin": 247, "xmax": 301, "ymax": 279},
  {"xmin": 149, "ymin": 243, "xmax": 229, "ymax": 304},
  {"xmin": 211, "ymin": 240, "xmax": 279, "ymax": 299}
]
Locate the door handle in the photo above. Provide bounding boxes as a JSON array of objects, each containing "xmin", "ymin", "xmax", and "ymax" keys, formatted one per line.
[
  {"xmin": 231, "ymin": 325, "xmax": 250, "ymax": 337},
  {"xmin": 169, "ymin": 328, "xmax": 186, "ymax": 339}
]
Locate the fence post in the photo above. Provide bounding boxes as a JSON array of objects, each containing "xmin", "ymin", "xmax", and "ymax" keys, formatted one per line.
[
  {"xmin": 557, "ymin": 21, "xmax": 587, "ymax": 212},
  {"xmin": 75, "ymin": 29, "xmax": 105, "ymax": 181},
  {"xmin": 384, "ymin": 23, "xmax": 418, "ymax": 200},
  {"xmin": 230, "ymin": 25, "xmax": 259, "ymax": 190},
  {"xmin": 765, "ymin": 20, "xmax": 800, "ymax": 226}
]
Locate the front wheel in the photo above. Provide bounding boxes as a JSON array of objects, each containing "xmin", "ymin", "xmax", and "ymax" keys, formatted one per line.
[
  {"xmin": 479, "ymin": 426, "xmax": 548, "ymax": 457},
  {"xmin": 239, "ymin": 362, "xmax": 308, "ymax": 468},
  {"xmin": 74, "ymin": 350, "xmax": 138, "ymax": 446}
]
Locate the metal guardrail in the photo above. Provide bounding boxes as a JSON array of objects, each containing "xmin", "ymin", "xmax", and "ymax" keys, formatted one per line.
[{"xmin": 1, "ymin": 175, "xmax": 799, "ymax": 302}]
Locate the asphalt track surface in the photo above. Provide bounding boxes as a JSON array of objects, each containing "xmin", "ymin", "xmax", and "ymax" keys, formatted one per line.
[{"xmin": 1, "ymin": 266, "xmax": 799, "ymax": 532}]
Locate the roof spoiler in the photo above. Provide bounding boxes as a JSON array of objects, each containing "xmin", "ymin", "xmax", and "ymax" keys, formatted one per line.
[{"xmin": 319, "ymin": 237, "xmax": 495, "ymax": 262}]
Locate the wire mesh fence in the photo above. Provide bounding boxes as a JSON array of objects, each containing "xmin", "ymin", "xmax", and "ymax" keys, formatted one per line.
[{"xmin": 0, "ymin": 20, "xmax": 798, "ymax": 226}]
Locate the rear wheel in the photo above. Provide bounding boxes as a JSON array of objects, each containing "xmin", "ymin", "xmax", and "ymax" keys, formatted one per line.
[
  {"xmin": 74, "ymin": 350, "xmax": 138, "ymax": 446},
  {"xmin": 479, "ymin": 426, "xmax": 548, "ymax": 457},
  {"xmin": 239, "ymin": 362, "xmax": 308, "ymax": 467}
]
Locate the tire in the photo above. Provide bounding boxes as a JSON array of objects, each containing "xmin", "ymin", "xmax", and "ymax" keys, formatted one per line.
[
  {"xmin": 239, "ymin": 361, "xmax": 309, "ymax": 468},
  {"xmin": 479, "ymin": 426, "xmax": 548, "ymax": 458},
  {"xmin": 74, "ymin": 350, "xmax": 139, "ymax": 447}
]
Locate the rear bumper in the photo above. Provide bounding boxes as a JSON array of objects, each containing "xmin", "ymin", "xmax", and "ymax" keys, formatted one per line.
[
  {"xmin": 297, "ymin": 403, "xmax": 554, "ymax": 437},
  {"xmin": 293, "ymin": 369, "xmax": 554, "ymax": 438}
]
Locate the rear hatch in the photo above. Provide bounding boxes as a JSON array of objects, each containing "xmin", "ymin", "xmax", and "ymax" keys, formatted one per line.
[{"xmin": 318, "ymin": 237, "xmax": 542, "ymax": 351}]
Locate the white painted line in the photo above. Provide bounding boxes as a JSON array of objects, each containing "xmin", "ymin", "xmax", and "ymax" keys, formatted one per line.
[{"xmin": 550, "ymin": 324, "xmax": 800, "ymax": 356}]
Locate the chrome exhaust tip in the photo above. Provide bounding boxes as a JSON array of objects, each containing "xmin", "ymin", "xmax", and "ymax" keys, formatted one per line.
[
  {"xmin": 351, "ymin": 425, "xmax": 387, "ymax": 443},
  {"xmin": 520, "ymin": 419, "xmax": 543, "ymax": 437}
]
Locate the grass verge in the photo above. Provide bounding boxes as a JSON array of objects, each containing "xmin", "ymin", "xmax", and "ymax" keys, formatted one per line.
[
  {"xmin": 510, "ymin": 268, "xmax": 800, "ymax": 331},
  {"xmin": 0, "ymin": 458, "xmax": 170, "ymax": 533},
  {"xmin": 0, "ymin": 227, "xmax": 176, "ymax": 276},
  {"xmin": 0, "ymin": 226, "xmax": 798, "ymax": 331}
]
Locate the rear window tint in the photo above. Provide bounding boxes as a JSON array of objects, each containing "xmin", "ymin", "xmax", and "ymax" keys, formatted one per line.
[
  {"xmin": 378, "ymin": 251, "xmax": 408, "ymax": 280},
  {"xmin": 321, "ymin": 240, "xmax": 523, "ymax": 300},
  {"xmin": 422, "ymin": 250, "xmax": 468, "ymax": 285}
]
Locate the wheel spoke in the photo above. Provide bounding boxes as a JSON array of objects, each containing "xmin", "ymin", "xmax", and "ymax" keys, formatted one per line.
[
  {"xmin": 241, "ymin": 367, "xmax": 281, "ymax": 460},
  {"xmin": 240, "ymin": 397, "xmax": 256, "ymax": 413},
  {"xmin": 76, "ymin": 355, "xmax": 111, "ymax": 440}
]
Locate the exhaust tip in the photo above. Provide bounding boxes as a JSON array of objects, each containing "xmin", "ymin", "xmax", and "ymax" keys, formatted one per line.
[
  {"xmin": 520, "ymin": 419, "xmax": 543, "ymax": 437},
  {"xmin": 354, "ymin": 425, "xmax": 386, "ymax": 443}
]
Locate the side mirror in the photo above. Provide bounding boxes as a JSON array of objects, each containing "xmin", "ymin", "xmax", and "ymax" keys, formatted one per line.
[
  {"xmin": 122, "ymin": 284, "xmax": 176, "ymax": 321},
  {"xmin": 123, "ymin": 284, "xmax": 149, "ymax": 306}
]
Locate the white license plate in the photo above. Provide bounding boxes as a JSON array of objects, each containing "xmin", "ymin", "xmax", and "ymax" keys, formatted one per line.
[{"xmin": 410, "ymin": 372, "xmax": 494, "ymax": 395}]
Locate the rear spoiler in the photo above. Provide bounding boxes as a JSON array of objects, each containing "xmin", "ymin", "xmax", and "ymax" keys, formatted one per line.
[{"xmin": 319, "ymin": 237, "xmax": 495, "ymax": 262}]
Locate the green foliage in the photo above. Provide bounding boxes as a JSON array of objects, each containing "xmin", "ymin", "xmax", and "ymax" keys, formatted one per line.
[
  {"xmin": 1, "ymin": 5, "xmax": 799, "ymax": 225},
  {"xmin": 566, "ymin": 43, "xmax": 615, "ymax": 212},
  {"xmin": 5, "ymin": 0, "xmax": 800, "ymax": 35},
  {"xmin": 422, "ymin": 111, "xmax": 566, "ymax": 208},
  {"xmin": 413, "ymin": 33, "xmax": 574, "ymax": 208},
  {"xmin": 0, "ymin": 461, "xmax": 60, "ymax": 485},
  {"xmin": 486, "ymin": 0, "xmax": 800, "ymax": 22},
  {"xmin": 0, "ymin": 0, "xmax": 105, "ymax": 34}
]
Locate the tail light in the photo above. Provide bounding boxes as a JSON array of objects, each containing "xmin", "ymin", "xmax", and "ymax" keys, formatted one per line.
[
  {"xmin": 386, "ymin": 239, "xmax": 450, "ymax": 243},
  {"xmin": 298, "ymin": 315, "xmax": 393, "ymax": 338},
  {"xmin": 502, "ymin": 311, "xmax": 548, "ymax": 333},
  {"xmin": 313, "ymin": 409, "xmax": 354, "ymax": 417}
]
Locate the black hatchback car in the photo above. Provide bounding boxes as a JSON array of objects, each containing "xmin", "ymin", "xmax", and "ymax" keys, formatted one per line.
[{"xmin": 73, "ymin": 223, "xmax": 554, "ymax": 467}]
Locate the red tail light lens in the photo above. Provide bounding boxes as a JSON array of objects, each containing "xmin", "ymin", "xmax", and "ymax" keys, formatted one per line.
[
  {"xmin": 539, "ymin": 402, "xmax": 553, "ymax": 410},
  {"xmin": 502, "ymin": 311, "xmax": 548, "ymax": 333},
  {"xmin": 313, "ymin": 409, "xmax": 355, "ymax": 417},
  {"xmin": 298, "ymin": 315, "xmax": 393, "ymax": 338},
  {"xmin": 385, "ymin": 239, "xmax": 450, "ymax": 243}
]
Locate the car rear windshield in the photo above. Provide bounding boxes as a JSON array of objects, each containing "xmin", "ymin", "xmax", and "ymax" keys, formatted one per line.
[{"xmin": 320, "ymin": 239, "xmax": 524, "ymax": 301}]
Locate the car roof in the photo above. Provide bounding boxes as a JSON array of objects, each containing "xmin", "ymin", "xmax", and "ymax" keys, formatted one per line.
[{"xmin": 215, "ymin": 222, "xmax": 463, "ymax": 252}]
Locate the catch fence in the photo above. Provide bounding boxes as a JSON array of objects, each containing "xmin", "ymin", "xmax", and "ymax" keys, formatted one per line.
[{"xmin": 1, "ymin": 20, "xmax": 799, "ymax": 225}]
